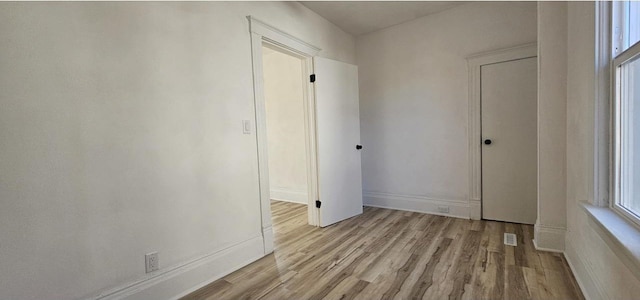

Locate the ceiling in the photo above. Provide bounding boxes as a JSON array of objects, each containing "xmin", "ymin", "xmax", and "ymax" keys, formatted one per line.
[{"xmin": 300, "ymin": 1, "xmax": 467, "ymax": 36}]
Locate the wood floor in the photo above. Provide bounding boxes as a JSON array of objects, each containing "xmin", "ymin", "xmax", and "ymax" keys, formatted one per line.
[{"xmin": 183, "ymin": 201, "xmax": 584, "ymax": 300}]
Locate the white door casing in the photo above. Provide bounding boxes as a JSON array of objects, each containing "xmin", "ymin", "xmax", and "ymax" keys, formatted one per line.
[
  {"xmin": 314, "ymin": 57, "xmax": 364, "ymax": 227},
  {"xmin": 467, "ymin": 43, "xmax": 537, "ymax": 221},
  {"xmin": 248, "ymin": 16, "xmax": 321, "ymax": 253}
]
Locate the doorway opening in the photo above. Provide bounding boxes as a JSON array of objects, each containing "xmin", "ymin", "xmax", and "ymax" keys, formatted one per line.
[
  {"xmin": 249, "ymin": 17, "xmax": 364, "ymax": 255},
  {"xmin": 261, "ymin": 43, "xmax": 314, "ymax": 236},
  {"xmin": 247, "ymin": 16, "xmax": 322, "ymax": 254}
]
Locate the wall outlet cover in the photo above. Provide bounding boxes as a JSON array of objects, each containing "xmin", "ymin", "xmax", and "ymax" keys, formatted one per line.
[
  {"xmin": 145, "ymin": 252, "xmax": 159, "ymax": 273},
  {"xmin": 437, "ymin": 206, "xmax": 450, "ymax": 213}
]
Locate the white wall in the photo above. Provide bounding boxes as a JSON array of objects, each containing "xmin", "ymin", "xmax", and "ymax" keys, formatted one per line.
[
  {"xmin": 263, "ymin": 46, "xmax": 308, "ymax": 204},
  {"xmin": 356, "ymin": 2, "xmax": 537, "ymax": 217},
  {"xmin": 535, "ymin": 2, "xmax": 568, "ymax": 251},
  {"xmin": 565, "ymin": 2, "xmax": 640, "ymax": 298},
  {"xmin": 0, "ymin": 2, "xmax": 354, "ymax": 300}
]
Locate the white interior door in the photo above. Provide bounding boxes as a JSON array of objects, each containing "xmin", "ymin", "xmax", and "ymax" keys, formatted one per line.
[
  {"xmin": 314, "ymin": 57, "xmax": 363, "ymax": 227},
  {"xmin": 481, "ymin": 57, "xmax": 537, "ymax": 224}
]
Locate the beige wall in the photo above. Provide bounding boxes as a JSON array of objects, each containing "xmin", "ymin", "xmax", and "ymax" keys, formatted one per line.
[
  {"xmin": 535, "ymin": 2, "xmax": 568, "ymax": 250},
  {"xmin": 0, "ymin": 2, "xmax": 354, "ymax": 299},
  {"xmin": 565, "ymin": 2, "xmax": 640, "ymax": 298},
  {"xmin": 263, "ymin": 46, "xmax": 308, "ymax": 204},
  {"xmin": 356, "ymin": 2, "xmax": 537, "ymax": 216}
]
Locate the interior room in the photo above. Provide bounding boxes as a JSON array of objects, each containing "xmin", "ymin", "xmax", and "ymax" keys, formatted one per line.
[
  {"xmin": 1, "ymin": 1, "xmax": 639, "ymax": 299},
  {"xmin": 262, "ymin": 43, "xmax": 311, "ymax": 228}
]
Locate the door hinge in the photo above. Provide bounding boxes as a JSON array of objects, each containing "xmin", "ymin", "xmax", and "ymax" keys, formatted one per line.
[
  {"xmin": 310, "ymin": 74, "xmax": 316, "ymax": 83},
  {"xmin": 315, "ymin": 200, "xmax": 321, "ymax": 208}
]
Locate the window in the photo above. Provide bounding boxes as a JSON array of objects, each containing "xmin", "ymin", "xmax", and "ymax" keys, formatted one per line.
[
  {"xmin": 613, "ymin": 1, "xmax": 640, "ymax": 55},
  {"xmin": 613, "ymin": 1, "xmax": 640, "ymax": 226}
]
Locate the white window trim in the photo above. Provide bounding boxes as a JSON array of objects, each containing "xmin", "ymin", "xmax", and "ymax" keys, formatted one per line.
[
  {"xmin": 584, "ymin": 1, "xmax": 640, "ymax": 280},
  {"xmin": 611, "ymin": 39, "xmax": 640, "ymax": 228},
  {"xmin": 581, "ymin": 201, "xmax": 640, "ymax": 282},
  {"xmin": 595, "ymin": 0, "xmax": 612, "ymax": 208}
]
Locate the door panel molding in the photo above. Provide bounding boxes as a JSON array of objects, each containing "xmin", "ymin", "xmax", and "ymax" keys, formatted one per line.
[{"xmin": 466, "ymin": 43, "xmax": 537, "ymax": 220}]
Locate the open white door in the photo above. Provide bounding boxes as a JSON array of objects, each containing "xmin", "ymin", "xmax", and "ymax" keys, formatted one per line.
[{"xmin": 314, "ymin": 57, "xmax": 363, "ymax": 227}]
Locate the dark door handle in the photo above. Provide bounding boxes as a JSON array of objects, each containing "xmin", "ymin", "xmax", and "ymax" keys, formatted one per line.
[
  {"xmin": 484, "ymin": 139, "xmax": 492, "ymax": 145},
  {"xmin": 356, "ymin": 144, "xmax": 363, "ymax": 150}
]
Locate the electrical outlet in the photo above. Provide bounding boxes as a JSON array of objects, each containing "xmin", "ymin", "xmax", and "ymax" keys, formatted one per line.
[
  {"xmin": 145, "ymin": 252, "xmax": 159, "ymax": 273},
  {"xmin": 437, "ymin": 206, "xmax": 450, "ymax": 213}
]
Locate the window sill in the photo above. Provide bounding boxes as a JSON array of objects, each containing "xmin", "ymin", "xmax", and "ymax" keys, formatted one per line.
[{"xmin": 580, "ymin": 201, "xmax": 640, "ymax": 280}]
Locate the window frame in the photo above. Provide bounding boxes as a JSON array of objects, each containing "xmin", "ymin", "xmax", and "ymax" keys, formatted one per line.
[
  {"xmin": 612, "ymin": 36, "xmax": 640, "ymax": 228},
  {"xmin": 581, "ymin": 1, "xmax": 640, "ymax": 279}
]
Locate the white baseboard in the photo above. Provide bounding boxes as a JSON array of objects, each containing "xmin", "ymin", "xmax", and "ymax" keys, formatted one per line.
[
  {"xmin": 469, "ymin": 198, "xmax": 481, "ymax": 220},
  {"xmin": 270, "ymin": 188, "xmax": 308, "ymax": 204},
  {"xmin": 533, "ymin": 223, "xmax": 566, "ymax": 252},
  {"xmin": 532, "ymin": 238, "xmax": 564, "ymax": 253},
  {"xmin": 363, "ymin": 191, "xmax": 470, "ymax": 219},
  {"xmin": 564, "ymin": 247, "xmax": 598, "ymax": 300},
  {"xmin": 93, "ymin": 236, "xmax": 265, "ymax": 300},
  {"xmin": 262, "ymin": 226, "xmax": 274, "ymax": 254}
]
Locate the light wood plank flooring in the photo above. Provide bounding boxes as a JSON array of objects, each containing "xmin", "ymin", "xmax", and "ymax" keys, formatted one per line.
[{"xmin": 183, "ymin": 201, "xmax": 584, "ymax": 300}]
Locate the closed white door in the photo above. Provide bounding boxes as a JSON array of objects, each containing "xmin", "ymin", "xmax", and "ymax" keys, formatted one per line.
[
  {"xmin": 481, "ymin": 57, "xmax": 537, "ymax": 224},
  {"xmin": 314, "ymin": 57, "xmax": 363, "ymax": 227}
]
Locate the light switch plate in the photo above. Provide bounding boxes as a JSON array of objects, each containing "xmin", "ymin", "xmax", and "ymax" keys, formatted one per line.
[{"xmin": 242, "ymin": 120, "xmax": 252, "ymax": 134}]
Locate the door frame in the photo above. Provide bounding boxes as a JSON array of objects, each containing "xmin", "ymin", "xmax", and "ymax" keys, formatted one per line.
[
  {"xmin": 248, "ymin": 16, "xmax": 321, "ymax": 254},
  {"xmin": 466, "ymin": 43, "xmax": 537, "ymax": 220}
]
